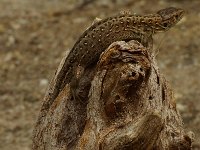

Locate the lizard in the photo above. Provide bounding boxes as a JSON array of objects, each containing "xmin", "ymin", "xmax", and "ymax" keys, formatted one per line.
[{"xmin": 48, "ymin": 7, "xmax": 184, "ymax": 103}]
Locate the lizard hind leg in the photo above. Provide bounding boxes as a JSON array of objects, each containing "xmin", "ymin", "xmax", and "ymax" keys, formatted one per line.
[
  {"xmin": 70, "ymin": 73, "xmax": 87, "ymax": 104},
  {"xmin": 70, "ymin": 69, "xmax": 94, "ymax": 103},
  {"xmin": 92, "ymin": 17, "xmax": 102, "ymax": 25},
  {"xmin": 70, "ymin": 76, "xmax": 80, "ymax": 101},
  {"xmin": 85, "ymin": 17, "xmax": 102, "ymax": 30}
]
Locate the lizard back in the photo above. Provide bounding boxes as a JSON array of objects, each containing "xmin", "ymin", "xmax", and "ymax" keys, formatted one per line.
[{"xmin": 50, "ymin": 7, "xmax": 184, "ymax": 102}]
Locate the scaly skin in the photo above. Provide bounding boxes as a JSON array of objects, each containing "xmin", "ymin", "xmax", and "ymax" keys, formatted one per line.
[{"xmin": 49, "ymin": 7, "xmax": 184, "ymax": 102}]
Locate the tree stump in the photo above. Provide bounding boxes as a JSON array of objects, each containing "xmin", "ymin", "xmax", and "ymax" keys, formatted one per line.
[{"xmin": 32, "ymin": 40, "xmax": 194, "ymax": 150}]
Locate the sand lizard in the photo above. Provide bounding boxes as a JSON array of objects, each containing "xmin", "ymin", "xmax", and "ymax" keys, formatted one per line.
[{"xmin": 49, "ymin": 7, "xmax": 184, "ymax": 102}]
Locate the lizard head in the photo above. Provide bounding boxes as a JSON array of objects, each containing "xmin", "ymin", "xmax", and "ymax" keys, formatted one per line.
[{"xmin": 156, "ymin": 7, "xmax": 185, "ymax": 31}]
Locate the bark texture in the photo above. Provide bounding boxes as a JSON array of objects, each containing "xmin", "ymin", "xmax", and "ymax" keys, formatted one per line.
[{"xmin": 32, "ymin": 40, "xmax": 194, "ymax": 150}]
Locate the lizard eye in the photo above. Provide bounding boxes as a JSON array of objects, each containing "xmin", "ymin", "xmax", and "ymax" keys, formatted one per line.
[
  {"xmin": 163, "ymin": 22, "xmax": 168, "ymax": 28},
  {"xmin": 175, "ymin": 14, "xmax": 179, "ymax": 20}
]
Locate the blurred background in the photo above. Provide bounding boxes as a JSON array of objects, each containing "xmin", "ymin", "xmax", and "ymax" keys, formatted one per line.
[{"xmin": 0, "ymin": 0, "xmax": 199, "ymax": 149}]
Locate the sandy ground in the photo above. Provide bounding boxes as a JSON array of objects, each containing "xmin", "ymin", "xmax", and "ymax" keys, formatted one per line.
[{"xmin": 0, "ymin": 0, "xmax": 200, "ymax": 149}]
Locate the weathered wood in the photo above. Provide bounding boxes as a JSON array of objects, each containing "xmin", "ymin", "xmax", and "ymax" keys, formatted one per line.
[{"xmin": 32, "ymin": 40, "xmax": 193, "ymax": 150}]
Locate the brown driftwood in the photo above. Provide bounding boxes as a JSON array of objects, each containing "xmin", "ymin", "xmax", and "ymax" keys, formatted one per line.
[{"xmin": 32, "ymin": 40, "xmax": 193, "ymax": 150}]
